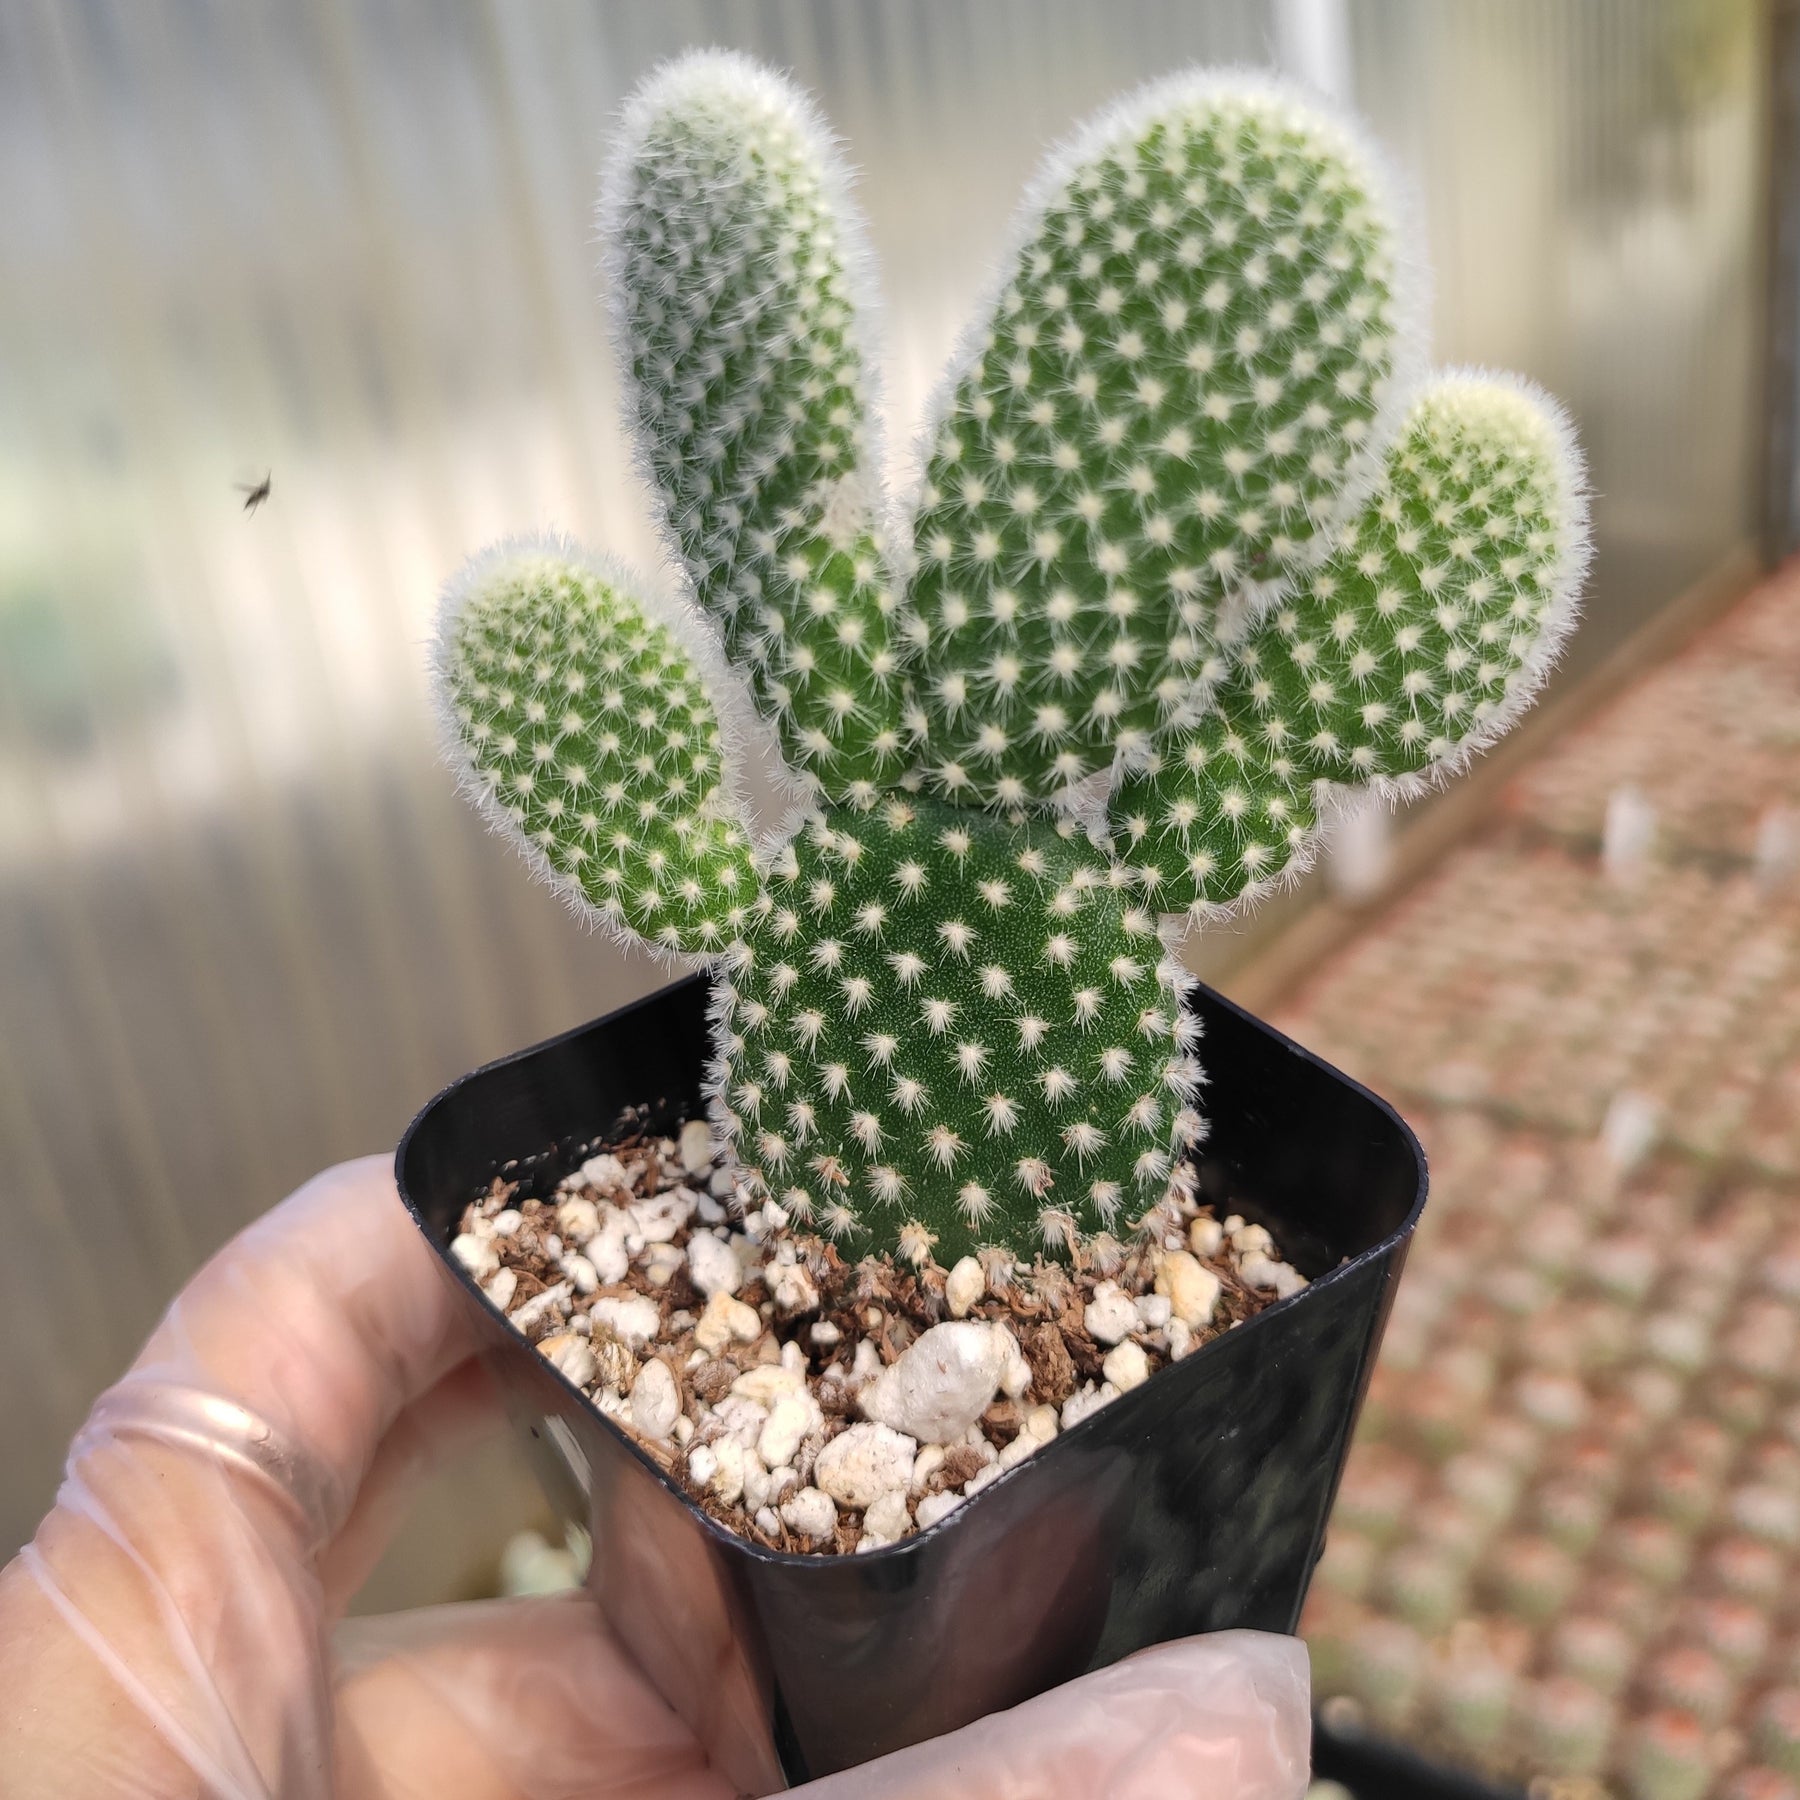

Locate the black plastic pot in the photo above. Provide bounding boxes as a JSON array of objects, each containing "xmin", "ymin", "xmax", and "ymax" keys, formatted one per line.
[
  {"xmin": 1312, "ymin": 1710, "xmax": 1526, "ymax": 1800},
  {"xmin": 396, "ymin": 972, "xmax": 1426, "ymax": 1794}
]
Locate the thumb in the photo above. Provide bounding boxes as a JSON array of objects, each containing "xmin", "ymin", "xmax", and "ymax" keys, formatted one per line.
[
  {"xmin": 791, "ymin": 1632, "xmax": 1312, "ymax": 1800},
  {"xmin": 331, "ymin": 1594, "xmax": 736, "ymax": 1800},
  {"xmin": 330, "ymin": 1610, "xmax": 1309, "ymax": 1800}
]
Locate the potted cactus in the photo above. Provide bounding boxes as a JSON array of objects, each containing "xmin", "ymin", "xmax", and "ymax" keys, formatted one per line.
[{"xmin": 398, "ymin": 50, "xmax": 1586, "ymax": 1791}]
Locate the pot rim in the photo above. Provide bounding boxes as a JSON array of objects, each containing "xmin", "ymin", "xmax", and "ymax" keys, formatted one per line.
[{"xmin": 396, "ymin": 969, "xmax": 1425, "ymax": 1569}]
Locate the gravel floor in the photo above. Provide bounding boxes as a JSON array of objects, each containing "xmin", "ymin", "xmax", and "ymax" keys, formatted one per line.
[{"xmin": 1286, "ymin": 570, "xmax": 1800, "ymax": 1800}]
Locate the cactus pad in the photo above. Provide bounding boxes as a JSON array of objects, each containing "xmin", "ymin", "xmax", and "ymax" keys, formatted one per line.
[
  {"xmin": 606, "ymin": 53, "xmax": 908, "ymax": 799},
  {"xmin": 1111, "ymin": 377, "xmax": 1585, "ymax": 914},
  {"xmin": 440, "ymin": 547, "xmax": 757, "ymax": 956},
  {"xmin": 907, "ymin": 79, "xmax": 1411, "ymax": 809}
]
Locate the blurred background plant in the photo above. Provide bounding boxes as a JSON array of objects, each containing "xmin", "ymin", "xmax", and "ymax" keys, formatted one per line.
[{"xmin": 0, "ymin": 0, "xmax": 1788, "ymax": 1634}]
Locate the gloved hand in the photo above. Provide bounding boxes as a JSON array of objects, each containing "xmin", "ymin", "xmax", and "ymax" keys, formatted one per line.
[{"xmin": 0, "ymin": 1156, "xmax": 1313, "ymax": 1799}]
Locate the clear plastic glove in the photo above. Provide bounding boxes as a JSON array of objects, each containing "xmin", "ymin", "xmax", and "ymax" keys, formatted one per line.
[{"xmin": 0, "ymin": 1156, "xmax": 1313, "ymax": 1799}]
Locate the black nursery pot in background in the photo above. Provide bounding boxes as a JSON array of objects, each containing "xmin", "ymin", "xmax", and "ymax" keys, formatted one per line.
[{"xmin": 396, "ymin": 973, "xmax": 1426, "ymax": 1794}]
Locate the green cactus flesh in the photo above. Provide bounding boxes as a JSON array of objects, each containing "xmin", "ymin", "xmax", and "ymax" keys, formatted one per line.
[
  {"xmin": 441, "ymin": 551, "xmax": 757, "ymax": 956},
  {"xmin": 718, "ymin": 795, "xmax": 1199, "ymax": 1262},
  {"xmin": 610, "ymin": 57, "xmax": 908, "ymax": 799},
  {"xmin": 1110, "ymin": 378, "xmax": 1581, "ymax": 915},
  {"xmin": 907, "ymin": 83, "xmax": 1405, "ymax": 810}
]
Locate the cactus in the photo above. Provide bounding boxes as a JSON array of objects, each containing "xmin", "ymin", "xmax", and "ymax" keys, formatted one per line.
[{"xmin": 437, "ymin": 51, "xmax": 1586, "ymax": 1264}]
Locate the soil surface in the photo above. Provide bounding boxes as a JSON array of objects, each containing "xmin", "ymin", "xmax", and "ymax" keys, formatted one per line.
[{"xmin": 454, "ymin": 1110, "xmax": 1308, "ymax": 1555}]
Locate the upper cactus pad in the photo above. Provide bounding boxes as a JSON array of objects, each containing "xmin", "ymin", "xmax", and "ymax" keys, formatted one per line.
[
  {"xmin": 907, "ymin": 80, "xmax": 1411, "ymax": 809},
  {"xmin": 605, "ymin": 54, "xmax": 909, "ymax": 799}
]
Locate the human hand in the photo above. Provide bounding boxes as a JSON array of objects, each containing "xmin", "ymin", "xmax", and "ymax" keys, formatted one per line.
[{"xmin": 0, "ymin": 1156, "xmax": 1312, "ymax": 1798}]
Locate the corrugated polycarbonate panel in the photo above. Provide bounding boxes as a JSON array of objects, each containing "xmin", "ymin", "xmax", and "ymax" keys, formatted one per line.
[
  {"xmin": 1352, "ymin": 0, "xmax": 1765, "ymax": 681},
  {"xmin": 0, "ymin": 0, "xmax": 1767, "ymax": 1600}
]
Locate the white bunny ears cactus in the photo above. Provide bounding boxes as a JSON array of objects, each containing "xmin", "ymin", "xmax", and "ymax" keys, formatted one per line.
[{"xmin": 438, "ymin": 51, "xmax": 1586, "ymax": 1265}]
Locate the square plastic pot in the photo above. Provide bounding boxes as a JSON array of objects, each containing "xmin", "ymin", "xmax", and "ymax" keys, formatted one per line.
[
  {"xmin": 1312, "ymin": 1711, "xmax": 1526, "ymax": 1799},
  {"xmin": 396, "ymin": 971, "xmax": 1426, "ymax": 1793}
]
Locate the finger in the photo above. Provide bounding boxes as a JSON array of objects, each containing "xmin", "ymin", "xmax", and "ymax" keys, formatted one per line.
[
  {"xmin": 122, "ymin": 1152, "xmax": 480, "ymax": 1542},
  {"xmin": 318, "ymin": 1358, "xmax": 505, "ymax": 1614},
  {"xmin": 331, "ymin": 1595, "xmax": 736, "ymax": 1800},
  {"xmin": 792, "ymin": 1631, "xmax": 1311, "ymax": 1800},
  {"xmin": 0, "ymin": 1555, "xmax": 207, "ymax": 1799},
  {"xmin": 0, "ymin": 1158, "xmax": 486, "ymax": 1798}
]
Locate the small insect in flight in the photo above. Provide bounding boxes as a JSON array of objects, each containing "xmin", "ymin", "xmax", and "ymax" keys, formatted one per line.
[{"xmin": 238, "ymin": 471, "xmax": 272, "ymax": 513}]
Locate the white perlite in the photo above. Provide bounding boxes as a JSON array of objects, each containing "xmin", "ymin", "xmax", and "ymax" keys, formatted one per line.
[
  {"xmin": 592, "ymin": 1293, "xmax": 660, "ymax": 1348},
  {"xmin": 630, "ymin": 1189, "xmax": 695, "ymax": 1244},
  {"xmin": 862, "ymin": 1489, "xmax": 913, "ymax": 1545},
  {"xmin": 630, "ymin": 1358, "xmax": 681, "ymax": 1440},
  {"xmin": 742, "ymin": 1450, "xmax": 780, "ymax": 1513},
  {"xmin": 703, "ymin": 1440, "xmax": 748, "ymax": 1504},
  {"xmin": 1240, "ymin": 1252, "xmax": 1308, "ymax": 1299},
  {"xmin": 945, "ymin": 1256, "xmax": 985, "ymax": 1318},
  {"xmin": 916, "ymin": 1491, "xmax": 963, "ymax": 1530},
  {"xmin": 588, "ymin": 1228, "xmax": 631, "ymax": 1286},
  {"xmin": 815, "ymin": 1423, "xmax": 917, "ymax": 1509},
  {"xmin": 1189, "ymin": 1216, "xmax": 1224, "ymax": 1258},
  {"xmin": 643, "ymin": 1242, "xmax": 685, "ymax": 1287},
  {"xmin": 1083, "ymin": 1282, "xmax": 1139, "ymax": 1346},
  {"xmin": 512, "ymin": 1281, "xmax": 573, "ymax": 1337},
  {"xmin": 1062, "ymin": 1382, "xmax": 1118, "ymax": 1430},
  {"xmin": 686, "ymin": 1230, "xmax": 741, "ymax": 1298},
  {"xmin": 695, "ymin": 1290, "xmax": 762, "ymax": 1353},
  {"xmin": 1230, "ymin": 1221, "xmax": 1274, "ymax": 1258},
  {"xmin": 1135, "ymin": 1294, "xmax": 1172, "ymax": 1330},
  {"xmin": 465, "ymin": 1116, "xmax": 1306, "ymax": 1556},
  {"xmin": 780, "ymin": 1486, "xmax": 837, "ymax": 1540},
  {"xmin": 1103, "ymin": 1341, "xmax": 1151, "ymax": 1393},
  {"xmin": 678, "ymin": 1119, "xmax": 716, "ymax": 1173},
  {"xmin": 731, "ymin": 1363, "xmax": 802, "ymax": 1407},
  {"xmin": 758, "ymin": 1393, "xmax": 822, "ymax": 1470},
  {"xmin": 998, "ymin": 1333, "xmax": 1032, "ymax": 1398},
  {"xmin": 1000, "ymin": 1407, "xmax": 1059, "ymax": 1472},
  {"xmin": 451, "ymin": 1232, "xmax": 500, "ymax": 1280},
  {"xmin": 859, "ymin": 1321, "xmax": 1025, "ymax": 1443},
  {"xmin": 1156, "ymin": 1251, "xmax": 1222, "ymax": 1329},
  {"xmin": 911, "ymin": 1444, "xmax": 946, "ymax": 1492},
  {"xmin": 538, "ymin": 1330, "xmax": 597, "ymax": 1388},
  {"xmin": 580, "ymin": 1152, "xmax": 628, "ymax": 1190},
  {"xmin": 556, "ymin": 1195, "xmax": 601, "ymax": 1241},
  {"xmin": 767, "ymin": 1256, "xmax": 819, "ymax": 1316}
]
